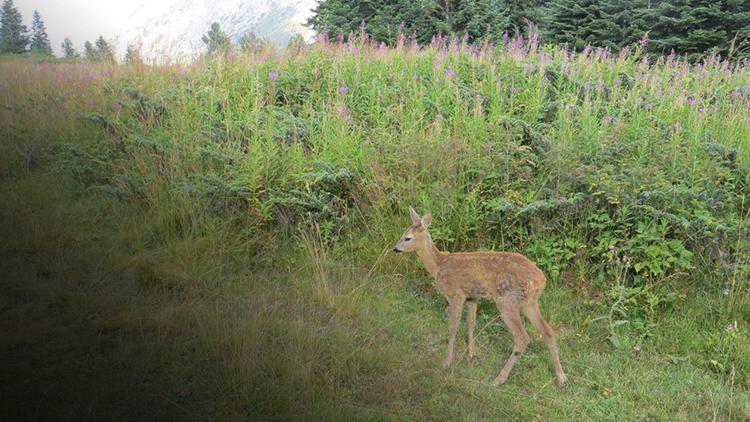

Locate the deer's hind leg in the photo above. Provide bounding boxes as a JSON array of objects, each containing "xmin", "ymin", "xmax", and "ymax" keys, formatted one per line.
[
  {"xmin": 523, "ymin": 302, "xmax": 567, "ymax": 386},
  {"xmin": 492, "ymin": 299, "xmax": 529, "ymax": 385},
  {"xmin": 466, "ymin": 299, "xmax": 478, "ymax": 359}
]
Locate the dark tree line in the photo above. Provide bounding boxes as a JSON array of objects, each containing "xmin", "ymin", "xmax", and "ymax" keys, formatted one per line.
[
  {"xmin": 309, "ymin": 0, "xmax": 750, "ymax": 60},
  {"xmin": 1, "ymin": 0, "xmax": 118, "ymax": 62}
]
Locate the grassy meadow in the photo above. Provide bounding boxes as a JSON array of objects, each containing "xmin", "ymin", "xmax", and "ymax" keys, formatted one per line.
[{"xmin": 1, "ymin": 36, "xmax": 750, "ymax": 420}]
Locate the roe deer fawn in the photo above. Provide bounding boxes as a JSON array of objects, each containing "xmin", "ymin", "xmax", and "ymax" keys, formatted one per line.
[{"xmin": 393, "ymin": 207, "xmax": 567, "ymax": 386}]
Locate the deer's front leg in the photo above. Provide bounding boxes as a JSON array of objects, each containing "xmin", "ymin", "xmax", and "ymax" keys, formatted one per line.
[{"xmin": 443, "ymin": 296, "xmax": 466, "ymax": 368}]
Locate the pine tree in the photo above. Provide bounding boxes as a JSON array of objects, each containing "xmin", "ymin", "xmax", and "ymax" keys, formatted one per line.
[
  {"xmin": 644, "ymin": 0, "xmax": 750, "ymax": 61},
  {"xmin": 308, "ymin": 0, "xmax": 513, "ymax": 45},
  {"xmin": 0, "ymin": 0, "xmax": 28, "ymax": 53},
  {"xmin": 410, "ymin": 0, "xmax": 451, "ymax": 44},
  {"xmin": 505, "ymin": 0, "xmax": 549, "ymax": 35},
  {"xmin": 725, "ymin": 0, "xmax": 750, "ymax": 60},
  {"xmin": 545, "ymin": 0, "xmax": 602, "ymax": 50},
  {"xmin": 29, "ymin": 10, "xmax": 52, "ymax": 55},
  {"xmin": 94, "ymin": 35, "xmax": 114, "ymax": 62},
  {"xmin": 286, "ymin": 33, "xmax": 307, "ymax": 54},
  {"xmin": 453, "ymin": 0, "xmax": 511, "ymax": 43},
  {"xmin": 202, "ymin": 22, "xmax": 230, "ymax": 54},
  {"xmin": 84, "ymin": 40, "xmax": 96, "ymax": 60},
  {"xmin": 62, "ymin": 37, "xmax": 78, "ymax": 58},
  {"xmin": 124, "ymin": 43, "xmax": 142, "ymax": 64},
  {"xmin": 582, "ymin": 0, "xmax": 650, "ymax": 51}
]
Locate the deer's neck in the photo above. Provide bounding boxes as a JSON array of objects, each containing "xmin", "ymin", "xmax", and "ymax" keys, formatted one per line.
[{"xmin": 416, "ymin": 234, "xmax": 443, "ymax": 279}]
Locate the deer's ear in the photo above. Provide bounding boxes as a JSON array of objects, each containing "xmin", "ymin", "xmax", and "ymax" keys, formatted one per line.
[
  {"xmin": 421, "ymin": 213, "xmax": 432, "ymax": 228},
  {"xmin": 409, "ymin": 206, "xmax": 421, "ymax": 226}
]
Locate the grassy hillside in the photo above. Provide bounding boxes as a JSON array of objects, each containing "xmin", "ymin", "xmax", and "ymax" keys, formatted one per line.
[{"xmin": 1, "ymin": 37, "xmax": 749, "ymax": 420}]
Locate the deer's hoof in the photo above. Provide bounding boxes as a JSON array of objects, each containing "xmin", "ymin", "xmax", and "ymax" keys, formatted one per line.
[
  {"xmin": 557, "ymin": 373, "xmax": 568, "ymax": 386},
  {"xmin": 492, "ymin": 373, "xmax": 508, "ymax": 386}
]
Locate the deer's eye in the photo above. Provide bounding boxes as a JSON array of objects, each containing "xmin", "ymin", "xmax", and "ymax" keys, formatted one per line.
[{"xmin": 404, "ymin": 237, "xmax": 412, "ymax": 241}]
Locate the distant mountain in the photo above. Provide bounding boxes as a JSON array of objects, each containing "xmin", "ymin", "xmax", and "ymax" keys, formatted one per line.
[{"xmin": 119, "ymin": 0, "xmax": 317, "ymax": 63}]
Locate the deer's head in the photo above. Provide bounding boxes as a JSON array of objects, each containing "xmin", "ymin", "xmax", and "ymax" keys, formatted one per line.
[{"xmin": 393, "ymin": 207, "xmax": 432, "ymax": 253}]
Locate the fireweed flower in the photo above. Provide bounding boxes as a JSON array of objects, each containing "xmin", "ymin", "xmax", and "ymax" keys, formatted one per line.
[
  {"xmin": 335, "ymin": 104, "xmax": 352, "ymax": 123},
  {"xmin": 530, "ymin": 33, "xmax": 539, "ymax": 50},
  {"xmin": 444, "ymin": 69, "xmax": 456, "ymax": 79},
  {"xmin": 727, "ymin": 323, "xmax": 735, "ymax": 331},
  {"xmin": 339, "ymin": 86, "xmax": 349, "ymax": 95},
  {"xmin": 508, "ymin": 36, "xmax": 525, "ymax": 58},
  {"xmin": 433, "ymin": 53, "xmax": 444, "ymax": 68},
  {"xmin": 639, "ymin": 33, "xmax": 649, "ymax": 49},
  {"xmin": 608, "ymin": 245, "xmax": 616, "ymax": 253},
  {"xmin": 268, "ymin": 70, "xmax": 278, "ymax": 81}
]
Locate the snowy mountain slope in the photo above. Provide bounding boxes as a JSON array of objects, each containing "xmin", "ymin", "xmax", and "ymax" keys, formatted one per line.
[{"xmin": 119, "ymin": 0, "xmax": 317, "ymax": 63}]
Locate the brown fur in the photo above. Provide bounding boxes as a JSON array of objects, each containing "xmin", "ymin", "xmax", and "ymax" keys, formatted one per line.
[{"xmin": 393, "ymin": 207, "xmax": 567, "ymax": 386}]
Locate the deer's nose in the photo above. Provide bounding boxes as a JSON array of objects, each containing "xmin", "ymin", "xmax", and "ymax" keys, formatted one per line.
[{"xmin": 393, "ymin": 247, "xmax": 401, "ymax": 253}]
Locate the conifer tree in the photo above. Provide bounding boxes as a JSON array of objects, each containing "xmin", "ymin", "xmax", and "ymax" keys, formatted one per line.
[
  {"xmin": 286, "ymin": 33, "xmax": 306, "ymax": 54},
  {"xmin": 505, "ymin": 0, "xmax": 549, "ymax": 35},
  {"xmin": 84, "ymin": 40, "xmax": 96, "ymax": 60},
  {"xmin": 29, "ymin": 10, "xmax": 52, "ymax": 55},
  {"xmin": 453, "ymin": 0, "xmax": 510, "ymax": 42},
  {"xmin": 644, "ymin": 0, "xmax": 750, "ymax": 61},
  {"xmin": 124, "ymin": 43, "xmax": 142, "ymax": 64},
  {"xmin": 309, "ymin": 0, "xmax": 512, "ymax": 45},
  {"xmin": 0, "ymin": 0, "xmax": 28, "ymax": 53},
  {"xmin": 94, "ymin": 35, "xmax": 114, "ymax": 62},
  {"xmin": 545, "ymin": 0, "xmax": 602, "ymax": 50},
  {"xmin": 202, "ymin": 22, "xmax": 230, "ymax": 54},
  {"xmin": 62, "ymin": 37, "xmax": 78, "ymax": 58}
]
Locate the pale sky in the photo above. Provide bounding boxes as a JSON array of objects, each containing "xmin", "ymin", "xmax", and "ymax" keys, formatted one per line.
[{"xmin": 15, "ymin": 0, "xmax": 172, "ymax": 55}]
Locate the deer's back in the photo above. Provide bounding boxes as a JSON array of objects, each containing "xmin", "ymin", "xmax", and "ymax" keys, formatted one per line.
[{"xmin": 436, "ymin": 252, "xmax": 546, "ymax": 303}]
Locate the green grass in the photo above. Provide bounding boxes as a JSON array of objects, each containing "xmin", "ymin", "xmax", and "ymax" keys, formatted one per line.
[{"xmin": 1, "ymin": 37, "xmax": 749, "ymax": 420}]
